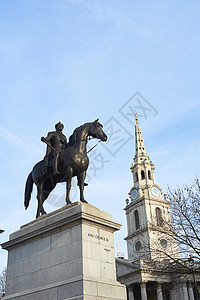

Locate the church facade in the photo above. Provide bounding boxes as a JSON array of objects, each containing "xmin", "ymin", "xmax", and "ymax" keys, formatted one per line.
[{"xmin": 116, "ymin": 115, "xmax": 200, "ymax": 300}]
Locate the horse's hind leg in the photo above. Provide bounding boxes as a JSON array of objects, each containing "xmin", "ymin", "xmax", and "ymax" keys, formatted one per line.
[
  {"xmin": 36, "ymin": 190, "xmax": 51, "ymax": 219},
  {"xmin": 65, "ymin": 168, "xmax": 73, "ymax": 205},
  {"xmin": 36, "ymin": 191, "xmax": 48, "ymax": 218},
  {"xmin": 36, "ymin": 183, "xmax": 47, "ymax": 218},
  {"xmin": 66, "ymin": 179, "xmax": 72, "ymax": 205}
]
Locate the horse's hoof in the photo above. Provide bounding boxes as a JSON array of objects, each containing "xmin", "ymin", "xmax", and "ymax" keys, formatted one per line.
[{"xmin": 81, "ymin": 199, "xmax": 88, "ymax": 203}]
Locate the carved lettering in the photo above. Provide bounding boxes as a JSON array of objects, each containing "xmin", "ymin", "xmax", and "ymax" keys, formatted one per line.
[{"xmin": 87, "ymin": 233, "xmax": 108, "ymax": 242}]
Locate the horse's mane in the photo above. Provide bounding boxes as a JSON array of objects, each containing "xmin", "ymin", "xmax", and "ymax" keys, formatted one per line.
[
  {"xmin": 68, "ymin": 130, "xmax": 78, "ymax": 146},
  {"xmin": 67, "ymin": 121, "xmax": 103, "ymax": 146},
  {"xmin": 67, "ymin": 124, "xmax": 86, "ymax": 146}
]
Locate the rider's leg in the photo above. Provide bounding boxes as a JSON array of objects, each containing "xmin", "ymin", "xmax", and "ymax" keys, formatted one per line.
[
  {"xmin": 42, "ymin": 156, "xmax": 49, "ymax": 174},
  {"xmin": 53, "ymin": 153, "xmax": 60, "ymax": 175}
]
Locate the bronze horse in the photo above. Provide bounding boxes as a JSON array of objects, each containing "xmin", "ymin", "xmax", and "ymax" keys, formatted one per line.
[{"xmin": 24, "ymin": 120, "xmax": 107, "ymax": 218}]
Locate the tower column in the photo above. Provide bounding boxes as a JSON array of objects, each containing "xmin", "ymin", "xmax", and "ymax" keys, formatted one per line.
[
  {"xmin": 140, "ymin": 282, "xmax": 148, "ymax": 300},
  {"xmin": 157, "ymin": 283, "xmax": 163, "ymax": 300},
  {"xmin": 182, "ymin": 282, "xmax": 189, "ymax": 300},
  {"xmin": 188, "ymin": 283, "xmax": 195, "ymax": 300},
  {"xmin": 128, "ymin": 286, "xmax": 135, "ymax": 300},
  {"xmin": 170, "ymin": 287, "xmax": 177, "ymax": 300}
]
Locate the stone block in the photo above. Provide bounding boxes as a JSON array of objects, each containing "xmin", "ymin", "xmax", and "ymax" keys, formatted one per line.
[
  {"xmin": 97, "ymin": 282, "xmax": 115, "ymax": 298},
  {"xmin": 13, "ymin": 273, "xmax": 32, "ymax": 293},
  {"xmin": 51, "ymin": 228, "xmax": 72, "ymax": 249},
  {"xmin": 57, "ymin": 280, "xmax": 83, "ymax": 299},
  {"xmin": 100, "ymin": 261, "xmax": 116, "ymax": 280},
  {"xmin": 7, "ymin": 248, "xmax": 15, "ymax": 264},
  {"xmin": 40, "ymin": 247, "xmax": 61, "ymax": 269},
  {"xmin": 84, "ymin": 280, "xmax": 98, "ymax": 296},
  {"xmin": 22, "ymin": 254, "xmax": 41, "ymax": 275},
  {"xmin": 50, "ymin": 258, "xmax": 82, "ymax": 283},
  {"xmin": 82, "ymin": 240, "xmax": 92, "ymax": 259},
  {"xmin": 30, "ymin": 235, "xmax": 51, "ymax": 256},
  {"xmin": 85, "ymin": 296, "xmax": 99, "ymax": 300},
  {"xmin": 32, "ymin": 288, "xmax": 57, "ymax": 300},
  {"xmin": 60, "ymin": 241, "xmax": 82, "ymax": 263},
  {"xmin": 15, "ymin": 242, "xmax": 31, "ymax": 262},
  {"xmin": 114, "ymin": 284, "xmax": 127, "ymax": 299},
  {"xmin": 14, "ymin": 260, "xmax": 23, "ymax": 277},
  {"xmin": 31, "ymin": 267, "xmax": 51, "ymax": 289},
  {"xmin": 83, "ymin": 258, "xmax": 101, "ymax": 278}
]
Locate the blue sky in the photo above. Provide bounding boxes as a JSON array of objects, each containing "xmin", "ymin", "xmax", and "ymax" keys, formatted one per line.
[{"xmin": 0, "ymin": 0, "xmax": 200, "ymax": 269}]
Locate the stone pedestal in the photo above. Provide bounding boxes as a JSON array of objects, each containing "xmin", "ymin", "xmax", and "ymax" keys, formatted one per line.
[{"xmin": 2, "ymin": 202, "xmax": 127, "ymax": 300}]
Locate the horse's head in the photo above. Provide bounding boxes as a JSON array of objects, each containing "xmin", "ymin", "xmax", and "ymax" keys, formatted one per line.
[{"xmin": 89, "ymin": 119, "xmax": 108, "ymax": 142}]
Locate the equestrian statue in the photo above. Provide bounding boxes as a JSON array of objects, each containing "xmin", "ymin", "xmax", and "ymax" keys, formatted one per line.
[{"xmin": 24, "ymin": 119, "xmax": 107, "ymax": 218}]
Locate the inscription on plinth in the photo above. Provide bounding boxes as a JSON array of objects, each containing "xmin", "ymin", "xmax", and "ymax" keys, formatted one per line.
[{"xmin": 88, "ymin": 233, "xmax": 109, "ymax": 242}]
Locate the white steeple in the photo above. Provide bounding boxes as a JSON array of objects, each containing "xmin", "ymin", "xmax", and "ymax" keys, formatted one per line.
[
  {"xmin": 125, "ymin": 113, "xmax": 179, "ymax": 261},
  {"xmin": 130, "ymin": 111, "xmax": 155, "ymax": 189},
  {"xmin": 134, "ymin": 111, "xmax": 149, "ymax": 162}
]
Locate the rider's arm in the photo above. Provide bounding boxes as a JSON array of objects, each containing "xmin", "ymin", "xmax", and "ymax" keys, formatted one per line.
[{"xmin": 41, "ymin": 132, "xmax": 53, "ymax": 143}]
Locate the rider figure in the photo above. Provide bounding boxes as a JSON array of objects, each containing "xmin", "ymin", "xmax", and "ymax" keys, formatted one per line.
[{"xmin": 41, "ymin": 121, "xmax": 67, "ymax": 175}]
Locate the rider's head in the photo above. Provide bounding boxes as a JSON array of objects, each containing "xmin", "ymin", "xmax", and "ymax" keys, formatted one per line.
[{"xmin": 55, "ymin": 121, "xmax": 64, "ymax": 131}]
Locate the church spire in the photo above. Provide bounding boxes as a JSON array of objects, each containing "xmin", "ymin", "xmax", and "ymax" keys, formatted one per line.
[
  {"xmin": 134, "ymin": 111, "xmax": 150, "ymax": 164},
  {"xmin": 134, "ymin": 111, "xmax": 149, "ymax": 163},
  {"xmin": 131, "ymin": 112, "xmax": 154, "ymax": 187}
]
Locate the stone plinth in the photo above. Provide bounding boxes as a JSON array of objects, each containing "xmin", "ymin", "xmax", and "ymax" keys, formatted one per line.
[{"xmin": 2, "ymin": 202, "xmax": 127, "ymax": 300}]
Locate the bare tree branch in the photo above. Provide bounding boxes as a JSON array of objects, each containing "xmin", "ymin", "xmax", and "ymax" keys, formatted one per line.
[{"xmin": 0, "ymin": 268, "xmax": 6, "ymax": 298}]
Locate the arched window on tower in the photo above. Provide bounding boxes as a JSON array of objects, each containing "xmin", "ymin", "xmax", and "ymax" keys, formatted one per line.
[
  {"xmin": 141, "ymin": 170, "xmax": 145, "ymax": 180},
  {"xmin": 156, "ymin": 207, "xmax": 163, "ymax": 226},
  {"xmin": 135, "ymin": 172, "xmax": 138, "ymax": 182},
  {"xmin": 134, "ymin": 210, "xmax": 140, "ymax": 230},
  {"xmin": 148, "ymin": 170, "xmax": 151, "ymax": 180}
]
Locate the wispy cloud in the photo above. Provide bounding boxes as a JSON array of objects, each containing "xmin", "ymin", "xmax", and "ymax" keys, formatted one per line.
[
  {"xmin": 20, "ymin": 0, "xmax": 155, "ymax": 39},
  {"xmin": 69, "ymin": 0, "xmax": 156, "ymax": 39},
  {"xmin": 0, "ymin": 126, "xmax": 41, "ymax": 154}
]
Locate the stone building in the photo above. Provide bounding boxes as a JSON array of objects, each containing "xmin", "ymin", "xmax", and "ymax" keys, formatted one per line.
[{"xmin": 116, "ymin": 114, "xmax": 200, "ymax": 300}]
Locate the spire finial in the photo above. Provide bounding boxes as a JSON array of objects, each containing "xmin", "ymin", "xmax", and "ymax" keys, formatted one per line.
[{"xmin": 134, "ymin": 110, "xmax": 138, "ymax": 123}]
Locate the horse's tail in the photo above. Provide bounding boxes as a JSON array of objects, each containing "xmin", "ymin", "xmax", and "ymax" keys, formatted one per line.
[{"xmin": 24, "ymin": 172, "xmax": 34, "ymax": 209}]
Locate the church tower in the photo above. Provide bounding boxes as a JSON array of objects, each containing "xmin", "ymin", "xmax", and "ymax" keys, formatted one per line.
[{"xmin": 125, "ymin": 113, "xmax": 179, "ymax": 261}]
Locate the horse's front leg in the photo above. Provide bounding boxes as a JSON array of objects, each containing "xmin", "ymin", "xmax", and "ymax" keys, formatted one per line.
[
  {"xmin": 78, "ymin": 171, "xmax": 88, "ymax": 203},
  {"xmin": 36, "ymin": 205, "xmax": 40, "ymax": 219}
]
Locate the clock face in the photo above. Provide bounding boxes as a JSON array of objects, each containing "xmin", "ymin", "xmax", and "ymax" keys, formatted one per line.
[
  {"xmin": 160, "ymin": 239, "xmax": 167, "ymax": 248},
  {"xmin": 131, "ymin": 189, "xmax": 138, "ymax": 200},
  {"xmin": 151, "ymin": 186, "xmax": 159, "ymax": 197}
]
